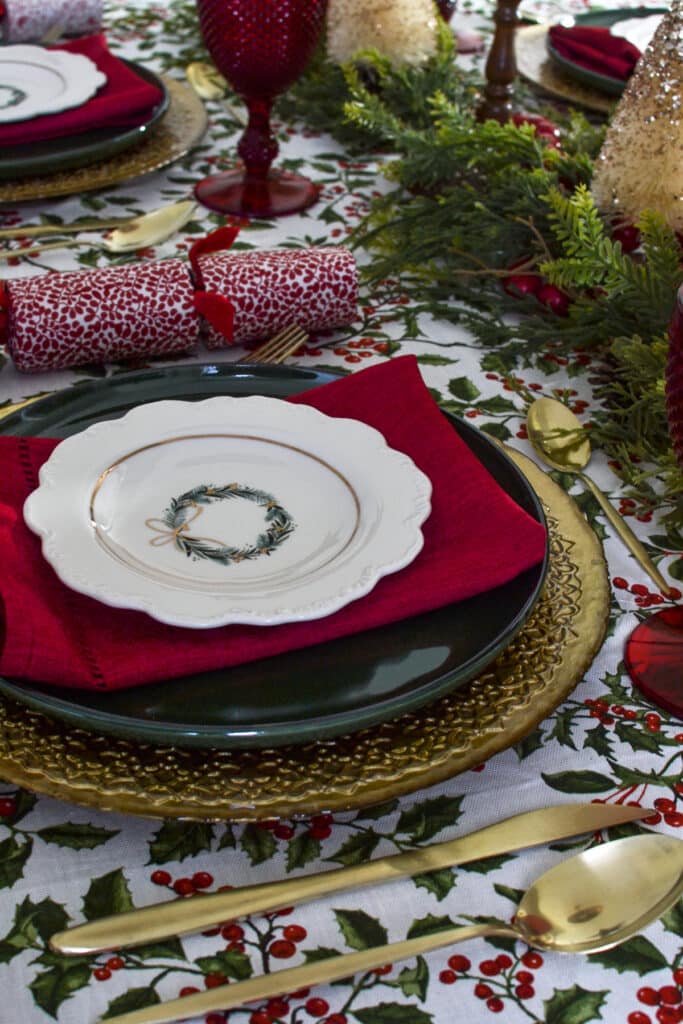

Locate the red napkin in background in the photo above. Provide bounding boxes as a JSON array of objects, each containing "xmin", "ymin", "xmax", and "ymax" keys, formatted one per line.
[
  {"xmin": 548, "ymin": 24, "xmax": 641, "ymax": 80},
  {"xmin": 0, "ymin": 356, "xmax": 547, "ymax": 692},
  {"xmin": 0, "ymin": 33, "xmax": 164, "ymax": 146}
]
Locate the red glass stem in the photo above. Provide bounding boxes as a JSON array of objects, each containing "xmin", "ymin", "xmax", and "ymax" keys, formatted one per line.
[{"xmin": 237, "ymin": 97, "xmax": 278, "ymax": 181}]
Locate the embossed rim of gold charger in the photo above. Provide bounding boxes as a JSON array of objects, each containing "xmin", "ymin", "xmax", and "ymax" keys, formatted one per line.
[
  {"xmin": 0, "ymin": 77, "xmax": 208, "ymax": 203},
  {"xmin": 516, "ymin": 24, "xmax": 615, "ymax": 115},
  {"xmin": 0, "ymin": 451, "xmax": 609, "ymax": 821}
]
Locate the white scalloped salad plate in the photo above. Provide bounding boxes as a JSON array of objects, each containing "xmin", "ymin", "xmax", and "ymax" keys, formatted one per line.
[{"xmin": 23, "ymin": 396, "xmax": 432, "ymax": 628}]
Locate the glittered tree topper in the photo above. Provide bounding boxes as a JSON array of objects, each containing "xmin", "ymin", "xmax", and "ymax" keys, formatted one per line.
[
  {"xmin": 592, "ymin": 0, "xmax": 683, "ymax": 233},
  {"xmin": 326, "ymin": 0, "xmax": 438, "ymax": 65}
]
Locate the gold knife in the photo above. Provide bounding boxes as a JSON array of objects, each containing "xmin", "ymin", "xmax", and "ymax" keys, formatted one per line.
[{"xmin": 50, "ymin": 802, "xmax": 648, "ymax": 956}]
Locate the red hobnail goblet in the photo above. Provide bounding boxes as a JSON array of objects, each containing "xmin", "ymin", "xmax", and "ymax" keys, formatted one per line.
[
  {"xmin": 194, "ymin": 0, "xmax": 328, "ymax": 218},
  {"xmin": 625, "ymin": 284, "xmax": 683, "ymax": 719}
]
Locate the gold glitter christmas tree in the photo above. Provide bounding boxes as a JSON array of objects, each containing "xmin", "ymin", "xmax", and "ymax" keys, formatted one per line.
[
  {"xmin": 326, "ymin": 0, "xmax": 438, "ymax": 65},
  {"xmin": 591, "ymin": 0, "xmax": 683, "ymax": 232}
]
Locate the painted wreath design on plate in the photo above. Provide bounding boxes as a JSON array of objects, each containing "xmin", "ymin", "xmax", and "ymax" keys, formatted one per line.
[{"xmin": 145, "ymin": 483, "xmax": 296, "ymax": 565}]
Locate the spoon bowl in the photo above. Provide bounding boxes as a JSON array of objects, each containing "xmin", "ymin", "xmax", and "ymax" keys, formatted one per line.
[
  {"xmin": 103, "ymin": 834, "xmax": 683, "ymax": 1024},
  {"xmin": 527, "ymin": 396, "xmax": 674, "ymax": 597}
]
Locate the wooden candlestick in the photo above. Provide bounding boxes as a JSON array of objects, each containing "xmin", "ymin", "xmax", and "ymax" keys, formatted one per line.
[{"xmin": 476, "ymin": 0, "xmax": 523, "ymax": 123}]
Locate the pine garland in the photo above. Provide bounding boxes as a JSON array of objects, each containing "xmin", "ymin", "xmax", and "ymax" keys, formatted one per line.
[{"xmin": 285, "ymin": 32, "xmax": 683, "ymax": 525}]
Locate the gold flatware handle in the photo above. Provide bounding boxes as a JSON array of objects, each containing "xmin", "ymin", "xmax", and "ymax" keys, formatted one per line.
[
  {"xmin": 50, "ymin": 802, "xmax": 648, "ymax": 955},
  {"xmin": 579, "ymin": 471, "xmax": 676, "ymax": 597},
  {"xmin": 0, "ymin": 238, "xmax": 91, "ymax": 260},
  {"xmin": 102, "ymin": 922, "xmax": 509, "ymax": 1024},
  {"xmin": 0, "ymin": 219, "xmax": 131, "ymax": 241}
]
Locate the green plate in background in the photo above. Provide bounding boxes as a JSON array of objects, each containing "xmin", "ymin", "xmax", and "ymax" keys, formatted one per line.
[
  {"xmin": 0, "ymin": 61, "xmax": 169, "ymax": 180},
  {"xmin": 546, "ymin": 7, "xmax": 665, "ymax": 97},
  {"xmin": 0, "ymin": 363, "xmax": 547, "ymax": 749}
]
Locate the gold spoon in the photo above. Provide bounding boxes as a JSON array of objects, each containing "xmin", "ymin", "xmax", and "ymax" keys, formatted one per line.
[
  {"xmin": 527, "ymin": 396, "xmax": 674, "ymax": 597},
  {"xmin": 103, "ymin": 833, "xmax": 683, "ymax": 1024},
  {"xmin": 0, "ymin": 199, "xmax": 197, "ymax": 260},
  {"xmin": 185, "ymin": 60, "xmax": 229, "ymax": 101},
  {"xmin": 185, "ymin": 61, "xmax": 246, "ymax": 124}
]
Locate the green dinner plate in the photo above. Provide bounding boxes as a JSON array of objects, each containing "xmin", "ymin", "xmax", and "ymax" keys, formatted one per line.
[
  {"xmin": 0, "ymin": 363, "xmax": 548, "ymax": 749},
  {"xmin": 0, "ymin": 61, "xmax": 169, "ymax": 180},
  {"xmin": 546, "ymin": 7, "xmax": 665, "ymax": 97}
]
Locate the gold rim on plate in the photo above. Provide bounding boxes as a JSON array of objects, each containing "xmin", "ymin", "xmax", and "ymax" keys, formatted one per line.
[
  {"xmin": 0, "ymin": 76, "xmax": 208, "ymax": 203},
  {"xmin": 0, "ymin": 450, "xmax": 609, "ymax": 821},
  {"xmin": 516, "ymin": 24, "xmax": 615, "ymax": 115}
]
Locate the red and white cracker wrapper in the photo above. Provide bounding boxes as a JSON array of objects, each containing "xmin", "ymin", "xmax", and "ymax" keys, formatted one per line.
[
  {"xmin": 197, "ymin": 245, "xmax": 359, "ymax": 348},
  {"xmin": 4, "ymin": 258, "xmax": 198, "ymax": 373},
  {"xmin": 1, "ymin": 0, "xmax": 101, "ymax": 41}
]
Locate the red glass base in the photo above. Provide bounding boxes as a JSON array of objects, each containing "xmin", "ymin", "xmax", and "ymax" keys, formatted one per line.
[
  {"xmin": 625, "ymin": 607, "xmax": 683, "ymax": 719},
  {"xmin": 194, "ymin": 168, "xmax": 320, "ymax": 218}
]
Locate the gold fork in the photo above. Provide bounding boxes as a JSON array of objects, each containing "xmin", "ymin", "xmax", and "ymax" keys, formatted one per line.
[{"xmin": 240, "ymin": 323, "xmax": 308, "ymax": 364}]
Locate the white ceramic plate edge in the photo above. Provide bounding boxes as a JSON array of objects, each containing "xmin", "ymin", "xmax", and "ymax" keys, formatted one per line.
[{"xmin": 0, "ymin": 45, "xmax": 107, "ymax": 124}]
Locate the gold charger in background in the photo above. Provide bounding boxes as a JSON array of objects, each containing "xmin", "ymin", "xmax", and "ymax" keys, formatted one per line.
[
  {"xmin": 516, "ymin": 24, "xmax": 615, "ymax": 115},
  {"xmin": 0, "ymin": 77, "xmax": 208, "ymax": 204},
  {"xmin": 0, "ymin": 450, "xmax": 609, "ymax": 821}
]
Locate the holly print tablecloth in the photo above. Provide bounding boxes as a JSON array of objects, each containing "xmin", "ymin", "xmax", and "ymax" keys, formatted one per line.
[{"xmin": 0, "ymin": 2, "xmax": 681, "ymax": 1023}]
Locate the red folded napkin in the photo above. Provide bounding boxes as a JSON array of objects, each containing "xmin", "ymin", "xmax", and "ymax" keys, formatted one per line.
[
  {"xmin": 0, "ymin": 33, "xmax": 164, "ymax": 146},
  {"xmin": 0, "ymin": 356, "xmax": 547, "ymax": 692},
  {"xmin": 548, "ymin": 24, "xmax": 641, "ymax": 81}
]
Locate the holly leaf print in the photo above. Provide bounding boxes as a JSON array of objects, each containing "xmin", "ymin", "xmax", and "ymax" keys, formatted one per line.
[
  {"xmin": 549, "ymin": 708, "xmax": 579, "ymax": 750},
  {"xmin": 541, "ymin": 770, "xmax": 614, "ymax": 794},
  {"xmin": 148, "ymin": 820, "xmax": 215, "ymax": 864},
  {"xmin": 303, "ymin": 946, "xmax": 342, "ymax": 963},
  {"xmin": 0, "ymin": 835, "xmax": 32, "ymax": 888},
  {"xmin": 448, "ymin": 376, "xmax": 481, "ymax": 401},
  {"xmin": 353, "ymin": 1002, "xmax": 433, "ymax": 1024},
  {"xmin": 412, "ymin": 868, "xmax": 456, "ymax": 901},
  {"xmin": 589, "ymin": 935, "xmax": 668, "ymax": 975},
  {"xmin": 0, "ymin": 896, "xmax": 68, "ymax": 963},
  {"xmin": 416, "ymin": 354, "xmax": 456, "ymax": 366},
  {"xmin": 493, "ymin": 883, "xmax": 525, "ymax": 905},
  {"xmin": 287, "ymin": 832, "xmax": 322, "ymax": 871},
  {"xmin": 10, "ymin": 790, "xmax": 37, "ymax": 823},
  {"xmin": 240, "ymin": 823, "xmax": 277, "ymax": 866},
  {"xmin": 544, "ymin": 985, "xmax": 608, "ymax": 1024},
  {"xmin": 514, "ymin": 727, "xmax": 544, "ymax": 760},
  {"xmin": 327, "ymin": 832, "xmax": 380, "ymax": 868},
  {"xmin": 195, "ymin": 949, "xmax": 253, "ymax": 980},
  {"xmin": 83, "ymin": 869, "xmax": 134, "ymax": 920},
  {"xmin": 614, "ymin": 721, "xmax": 664, "ymax": 754},
  {"xmin": 480, "ymin": 420, "xmax": 513, "ymax": 441},
  {"xmin": 334, "ymin": 909, "xmax": 388, "ymax": 950},
  {"xmin": 354, "ymin": 800, "xmax": 399, "ymax": 821},
  {"xmin": 218, "ymin": 825, "xmax": 236, "ymax": 850},
  {"xmin": 461, "ymin": 854, "xmax": 514, "ymax": 875},
  {"xmin": 29, "ymin": 961, "xmax": 91, "ymax": 1018},
  {"xmin": 583, "ymin": 727, "xmax": 615, "ymax": 758},
  {"xmin": 406, "ymin": 914, "xmax": 454, "ymax": 939},
  {"xmin": 101, "ymin": 987, "xmax": 161, "ymax": 1019},
  {"xmin": 133, "ymin": 938, "xmax": 186, "ymax": 962},
  {"xmin": 37, "ymin": 822, "xmax": 119, "ymax": 850},
  {"xmin": 394, "ymin": 956, "xmax": 429, "ymax": 1000},
  {"xmin": 396, "ymin": 795, "xmax": 464, "ymax": 842}
]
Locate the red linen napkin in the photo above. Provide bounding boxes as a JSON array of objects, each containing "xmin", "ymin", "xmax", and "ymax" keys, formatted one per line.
[
  {"xmin": 0, "ymin": 356, "xmax": 547, "ymax": 692},
  {"xmin": 0, "ymin": 33, "xmax": 164, "ymax": 146},
  {"xmin": 548, "ymin": 25, "xmax": 641, "ymax": 81}
]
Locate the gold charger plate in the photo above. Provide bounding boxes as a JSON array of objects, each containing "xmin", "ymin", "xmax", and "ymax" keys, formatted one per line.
[
  {"xmin": 516, "ymin": 24, "xmax": 615, "ymax": 115},
  {"xmin": 0, "ymin": 76, "xmax": 208, "ymax": 203},
  {"xmin": 0, "ymin": 450, "xmax": 608, "ymax": 821}
]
